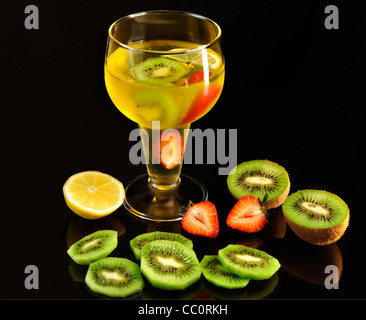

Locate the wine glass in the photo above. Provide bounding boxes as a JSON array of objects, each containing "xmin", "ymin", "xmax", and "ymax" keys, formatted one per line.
[{"xmin": 105, "ymin": 10, "xmax": 224, "ymax": 222}]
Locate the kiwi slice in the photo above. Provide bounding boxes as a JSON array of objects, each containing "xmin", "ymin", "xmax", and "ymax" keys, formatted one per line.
[
  {"xmin": 140, "ymin": 240, "xmax": 201, "ymax": 290},
  {"xmin": 227, "ymin": 159, "xmax": 290, "ymax": 209},
  {"xmin": 133, "ymin": 57, "xmax": 189, "ymax": 85},
  {"xmin": 130, "ymin": 231, "xmax": 193, "ymax": 262},
  {"xmin": 85, "ymin": 257, "xmax": 144, "ymax": 298},
  {"xmin": 200, "ymin": 255, "xmax": 250, "ymax": 289},
  {"xmin": 67, "ymin": 230, "xmax": 118, "ymax": 265},
  {"xmin": 218, "ymin": 244, "xmax": 281, "ymax": 280},
  {"xmin": 131, "ymin": 90, "xmax": 179, "ymax": 128},
  {"xmin": 282, "ymin": 189, "xmax": 350, "ymax": 246}
]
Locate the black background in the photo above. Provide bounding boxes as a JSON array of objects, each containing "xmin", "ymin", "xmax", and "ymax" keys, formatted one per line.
[{"xmin": 1, "ymin": 0, "xmax": 365, "ymax": 307}]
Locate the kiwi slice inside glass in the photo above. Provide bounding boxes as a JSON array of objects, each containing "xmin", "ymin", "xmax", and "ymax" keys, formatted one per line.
[
  {"xmin": 67, "ymin": 230, "xmax": 118, "ymax": 265},
  {"xmin": 133, "ymin": 57, "xmax": 189, "ymax": 85},
  {"xmin": 201, "ymin": 255, "xmax": 250, "ymax": 289},
  {"xmin": 140, "ymin": 240, "xmax": 201, "ymax": 290},
  {"xmin": 218, "ymin": 244, "xmax": 281, "ymax": 280},
  {"xmin": 227, "ymin": 159, "xmax": 290, "ymax": 209},
  {"xmin": 85, "ymin": 257, "xmax": 144, "ymax": 298},
  {"xmin": 282, "ymin": 189, "xmax": 350, "ymax": 245},
  {"xmin": 130, "ymin": 231, "xmax": 193, "ymax": 262},
  {"xmin": 131, "ymin": 90, "xmax": 179, "ymax": 128}
]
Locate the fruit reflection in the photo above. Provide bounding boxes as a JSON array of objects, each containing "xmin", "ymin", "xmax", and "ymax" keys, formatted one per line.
[
  {"xmin": 66, "ymin": 214, "xmax": 126, "ymax": 248},
  {"xmin": 202, "ymin": 273, "xmax": 279, "ymax": 300},
  {"xmin": 278, "ymin": 237, "xmax": 343, "ymax": 286}
]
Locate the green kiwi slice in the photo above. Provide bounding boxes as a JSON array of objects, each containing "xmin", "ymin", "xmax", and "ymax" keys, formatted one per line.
[
  {"xmin": 200, "ymin": 255, "xmax": 250, "ymax": 289},
  {"xmin": 282, "ymin": 189, "xmax": 350, "ymax": 245},
  {"xmin": 227, "ymin": 159, "xmax": 290, "ymax": 209},
  {"xmin": 130, "ymin": 231, "xmax": 193, "ymax": 262},
  {"xmin": 218, "ymin": 244, "xmax": 281, "ymax": 280},
  {"xmin": 67, "ymin": 230, "xmax": 118, "ymax": 265},
  {"xmin": 131, "ymin": 90, "xmax": 179, "ymax": 128},
  {"xmin": 85, "ymin": 257, "xmax": 144, "ymax": 298},
  {"xmin": 140, "ymin": 240, "xmax": 201, "ymax": 290},
  {"xmin": 133, "ymin": 57, "xmax": 189, "ymax": 85}
]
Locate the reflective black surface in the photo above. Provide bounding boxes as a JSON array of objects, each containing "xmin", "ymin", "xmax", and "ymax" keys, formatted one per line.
[{"xmin": 1, "ymin": 0, "xmax": 364, "ymax": 304}]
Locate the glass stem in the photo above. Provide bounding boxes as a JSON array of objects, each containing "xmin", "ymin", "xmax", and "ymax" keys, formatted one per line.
[{"xmin": 138, "ymin": 122, "xmax": 191, "ymax": 192}]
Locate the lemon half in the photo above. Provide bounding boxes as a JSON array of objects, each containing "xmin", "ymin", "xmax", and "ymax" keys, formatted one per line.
[{"xmin": 63, "ymin": 171, "xmax": 125, "ymax": 219}]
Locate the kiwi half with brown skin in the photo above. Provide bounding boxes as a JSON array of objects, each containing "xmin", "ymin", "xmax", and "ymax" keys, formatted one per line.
[
  {"xmin": 282, "ymin": 189, "xmax": 350, "ymax": 246},
  {"xmin": 227, "ymin": 160, "xmax": 290, "ymax": 209}
]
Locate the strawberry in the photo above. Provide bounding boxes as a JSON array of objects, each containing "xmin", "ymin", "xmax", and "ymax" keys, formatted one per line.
[
  {"xmin": 181, "ymin": 201, "xmax": 219, "ymax": 239},
  {"xmin": 187, "ymin": 70, "xmax": 211, "ymax": 84},
  {"xmin": 226, "ymin": 196, "xmax": 267, "ymax": 233},
  {"xmin": 152, "ymin": 130, "xmax": 183, "ymax": 169},
  {"xmin": 180, "ymin": 85, "xmax": 221, "ymax": 125}
]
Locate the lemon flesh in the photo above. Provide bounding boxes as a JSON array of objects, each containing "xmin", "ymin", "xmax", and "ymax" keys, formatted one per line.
[
  {"xmin": 164, "ymin": 48, "xmax": 222, "ymax": 70},
  {"xmin": 63, "ymin": 171, "xmax": 125, "ymax": 219}
]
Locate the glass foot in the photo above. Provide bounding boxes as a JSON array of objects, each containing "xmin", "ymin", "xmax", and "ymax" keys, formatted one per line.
[{"xmin": 123, "ymin": 174, "xmax": 208, "ymax": 222}]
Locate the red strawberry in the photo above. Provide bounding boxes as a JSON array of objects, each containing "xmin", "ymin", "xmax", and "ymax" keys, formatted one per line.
[
  {"xmin": 182, "ymin": 201, "xmax": 219, "ymax": 239},
  {"xmin": 187, "ymin": 70, "xmax": 211, "ymax": 84},
  {"xmin": 152, "ymin": 130, "xmax": 183, "ymax": 169},
  {"xmin": 226, "ymin": 196, "xmax": 267, "ymax": 233},
  {"xmin": 180, "ymin": 85, "xmax": 221, "ymax": 125}
]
